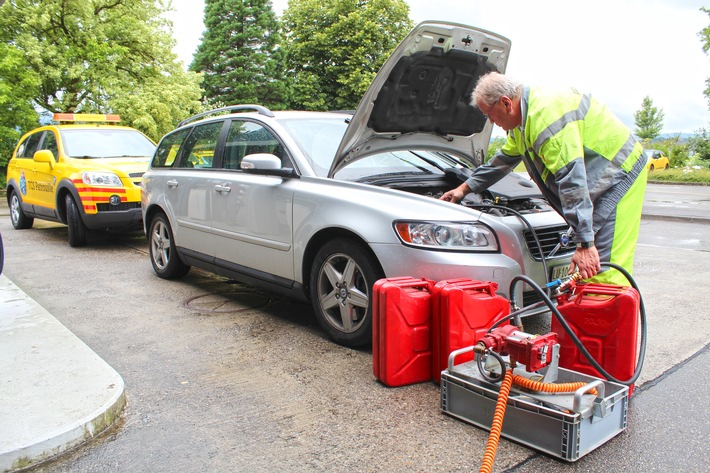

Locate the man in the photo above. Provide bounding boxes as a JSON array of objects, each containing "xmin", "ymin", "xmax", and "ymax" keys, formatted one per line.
[{"xmin": 441, "ymin": 72, "xmax": 647, "ymax": 286}]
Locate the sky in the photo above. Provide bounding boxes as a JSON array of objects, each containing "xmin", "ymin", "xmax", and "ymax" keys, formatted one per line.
[{"xmin": 166, "ymin": 0, "xmax": 710, "ymax": 136}]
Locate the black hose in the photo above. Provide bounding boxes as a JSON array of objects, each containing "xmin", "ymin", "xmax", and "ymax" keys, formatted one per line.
[
  {"xmin": 508, "ymin": 264, "xmax": 647, "ymax": 386},
  {"xmin": 464, "ymin": 204, "xmax": 552, "ymax": 298},
  {"xmin": 477, "ymin": 349, "xmax": 507, "ymax": 383}
]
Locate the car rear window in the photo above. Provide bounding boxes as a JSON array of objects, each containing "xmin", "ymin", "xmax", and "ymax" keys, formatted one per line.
[{"xmin": 152, "ymin": 129, "xmax": 190, "ymax": 168}]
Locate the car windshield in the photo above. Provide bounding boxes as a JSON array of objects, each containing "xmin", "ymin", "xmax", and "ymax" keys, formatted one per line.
[
  {"xmin": 279, "ymin": 117, "xmax": 465, "ymax": 179},
  {"xmin": 61, "ymin": 129, "xmax": 156, "ymax": 158},
  {"xmin": 279, "ymin": 117, "xmax": 348, "ymax": 176},
  {"xmin": 333, "ymin": 150, "xmax": 460, "ymax": 181}
]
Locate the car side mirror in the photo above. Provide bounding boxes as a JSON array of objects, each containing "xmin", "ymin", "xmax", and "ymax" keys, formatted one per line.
[
  {"xmin": 33, "ymin": 149, "xmax": 56, "ymax": 169},
  {"xmin": 241, "ymin": 153, "xmax": 298, "ymax": 178}
]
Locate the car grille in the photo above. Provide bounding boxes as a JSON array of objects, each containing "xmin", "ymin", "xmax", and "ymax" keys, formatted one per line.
[
  {"xmin": 524, "ymin": 224, "xmax": 575, "ymax": 260},
  {"xmin": 97, "ymin": 202, "xmax": 141, "ymax": 212},
  {"xmin": 523, "ymin": 290, "xmax": 543, "ymax": 307}
]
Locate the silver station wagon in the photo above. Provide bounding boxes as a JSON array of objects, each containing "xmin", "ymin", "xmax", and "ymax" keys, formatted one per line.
[{"xmin": 142, "ymin": 21, "xmax": 573, "ymax": 347}]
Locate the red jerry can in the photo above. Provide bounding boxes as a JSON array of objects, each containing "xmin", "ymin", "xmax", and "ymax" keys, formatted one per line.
[
  {"xmin": 553, "ymin": 283, "xmax": 641, "ymax": 395},
  {"xmin": 372, "ymin": 277, "xmax": 435, "ymax": 387},
  {"xmin": 432, "ymin": 279, "xmax": 510, "ymax": 382}
]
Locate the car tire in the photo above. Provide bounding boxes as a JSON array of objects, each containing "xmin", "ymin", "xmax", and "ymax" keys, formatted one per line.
[
  {"xmin": 665, "ymin": 164, "xmax": 669, "ymax": 169},
  {"xmin": 148, "ymin": 213, "xmax": 190, "ymax": 279},
  {"xmin": 65, "ymin": 194, "xmax": 88, "ymax": 247},
  {"xmin": 9, "ymin": 190, "xmax": 34, "ymax": 230},
  {"xmin": 0, "ymin": 231, "xmax": 4, "ymax": 275},
  {"xmin": 309, "ymin": 238, "xmax": 384, "ymax": 347},
  {"xmin": 649, "ymin": 164, "xmax": 655, "ymax": 171}
]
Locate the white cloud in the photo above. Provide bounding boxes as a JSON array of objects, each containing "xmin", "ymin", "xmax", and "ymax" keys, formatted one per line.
[{"xmin": 168, "ymin": 0, "xmax": 710, "ymax": 135}]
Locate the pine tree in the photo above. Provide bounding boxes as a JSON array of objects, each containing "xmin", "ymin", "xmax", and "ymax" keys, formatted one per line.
[{"xmin": 190, "ymin": 0, "xmax": 288, "ymax": 109}]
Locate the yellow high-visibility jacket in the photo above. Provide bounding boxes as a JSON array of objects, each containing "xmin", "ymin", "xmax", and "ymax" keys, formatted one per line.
[{"xmin": 465, "ymin": 86, "xmax": 647, "ymax": 244}]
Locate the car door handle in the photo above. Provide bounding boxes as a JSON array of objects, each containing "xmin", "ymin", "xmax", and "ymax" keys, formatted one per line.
[
  {"xmin": 166, "ymin": 180, "xmax": 178, "ymax": 189},
  {"xmin": 214, "ymin": 184, "xmax": 231, "ymax": 194}
]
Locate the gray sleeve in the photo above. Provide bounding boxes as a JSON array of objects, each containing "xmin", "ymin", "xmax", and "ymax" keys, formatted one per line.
[
  {"xmin": 464, "ymin": 151, "xmax": 523, "ymax": 193},
  {"xmin": 554, "ymin": 159, "xmax": 594, "ymax": 242}
]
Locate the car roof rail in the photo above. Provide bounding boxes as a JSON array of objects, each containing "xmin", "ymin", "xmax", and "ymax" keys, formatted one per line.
[{"xmin": 178, "ymin": 105, "xmax": 275, "ymax": 128}]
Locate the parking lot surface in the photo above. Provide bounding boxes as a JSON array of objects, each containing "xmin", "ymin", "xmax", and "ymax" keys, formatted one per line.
[{"xmin": 1, "ymin": 183, "xmax": 709, "ymax": 472}]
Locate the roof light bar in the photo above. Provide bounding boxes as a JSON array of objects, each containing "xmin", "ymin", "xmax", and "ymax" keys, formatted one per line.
[{"xmin": 53, "ymin": 113, "xmax": 121, "ymax": 123}]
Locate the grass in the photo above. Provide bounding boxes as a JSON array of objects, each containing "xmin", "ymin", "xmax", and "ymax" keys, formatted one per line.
[{"xmin": 647, "ymin": 167, "xmax": 710, "ymax": 184}]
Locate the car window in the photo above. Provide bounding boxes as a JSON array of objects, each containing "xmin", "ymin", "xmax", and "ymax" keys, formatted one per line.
[
  {"xmin": 41, "ymin": 131, "xmax": 59, "ymax": 157},
  {"xmin": 178, "ymin": 122, "xmax": 224, "ymax": 169},
  {"xmin": 152, "ymin": 129, "xmax": 190, "ymax": 168},
  {"xmin": 223, "ymin": 120, "xmax": 286, "ymax": 170},
  {"xmin": 61, "ymin": 129, "xmax": 155, "ymax": 158},
  {"xmin": 17, "ymin": 132, "xmax": 43, "ymax": 158}
]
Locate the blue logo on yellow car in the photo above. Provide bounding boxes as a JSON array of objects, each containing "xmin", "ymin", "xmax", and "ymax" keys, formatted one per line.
[{"xmin": 19, "ymin": 171, "xmax": 27, "ymax": 195}]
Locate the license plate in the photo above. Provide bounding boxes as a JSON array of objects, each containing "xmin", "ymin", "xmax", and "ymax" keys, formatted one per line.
[{"xmin": 550, "ymin": 264, "xmax": 570, "ymax": 280}]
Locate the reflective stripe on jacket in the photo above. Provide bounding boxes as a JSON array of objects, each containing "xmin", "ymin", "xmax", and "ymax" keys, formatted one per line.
[{"xmin": 465, "ymin": 85, "xmax": 646, "ymax": 243}]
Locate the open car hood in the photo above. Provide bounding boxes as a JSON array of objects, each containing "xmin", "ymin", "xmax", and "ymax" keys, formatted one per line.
[{"xmin": 328, "ymin": 21, "xmax": 511, "ymax": 178}]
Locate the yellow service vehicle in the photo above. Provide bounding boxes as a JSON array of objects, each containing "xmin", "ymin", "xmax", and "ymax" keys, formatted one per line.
[{"xmin": 5, "ymin": 113, "xmax": 156, "ymax": 247}]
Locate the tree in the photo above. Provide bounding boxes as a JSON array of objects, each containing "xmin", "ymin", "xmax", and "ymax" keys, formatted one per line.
[
  {"xmin": 190, "ymin": 0, "xmax": 289, "ymax": 109},
  {"xmin": 0, "ymin": 42, "xmax": 40, "ymax": 169},
  {"xmin": 654, "ymin": 135, "xmax": 689, "ymax": 169},
  {"xmin": 633, "ymin": 96, "xmax": 664, "ymax": 141},
  {"xmin": 700, "ymin": 7, "xmax": 710, "ymax": 108},
  {"xmin": 689, "ymin": 128, "xmax": 710, "ymax": 165},
  {"xmin": 694, "ymin": 7, "xmax": 710, "ymax": 166},
  {"xmin": 282, "ymin": 0, "xmax": 413, "ymax": 110},
  {"xmin": 0, "ymin": 0, "xmax": 203, "ymax": 142}
]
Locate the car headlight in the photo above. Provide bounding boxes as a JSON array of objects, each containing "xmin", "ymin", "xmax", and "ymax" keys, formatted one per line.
[
  {"xmin": 394, "ymin": 221, "xmax": 498, "ymax": 251},
  {"xmin": 82, "ymin": 171, "xmax": 122, "ymax": 187}
]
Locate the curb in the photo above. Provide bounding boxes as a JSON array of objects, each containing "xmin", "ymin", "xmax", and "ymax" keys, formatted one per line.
[
  {"xmin": 0, "ymin": 276, "xmax": 126, "ymax": 472},
  {"xmin": 641, "ymin": 213, "xmax": 710, "ymax": 225}
]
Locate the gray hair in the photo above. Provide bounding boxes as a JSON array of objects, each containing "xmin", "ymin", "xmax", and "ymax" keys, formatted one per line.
[{"xmin": 471, "ymin": 72, "xmax": 523, "ymax": 108}]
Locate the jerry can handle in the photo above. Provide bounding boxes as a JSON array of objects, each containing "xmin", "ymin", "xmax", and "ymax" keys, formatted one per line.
[{"xmin": 456, "ymin": 281, "xmax": 498, "ymax": 296}]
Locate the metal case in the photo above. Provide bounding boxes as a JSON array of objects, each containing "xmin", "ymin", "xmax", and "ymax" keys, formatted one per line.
[{"xmin": 440, "ymin": 354, "xmax": 629, "ymax": 461}]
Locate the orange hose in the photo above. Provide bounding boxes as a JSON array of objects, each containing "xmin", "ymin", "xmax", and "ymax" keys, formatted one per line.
[
  {"xmin": 479, "ymin": 369, "xmax": 513, "ymax": 473},
  {"xmin": 512, "ymin": 375, "xmax": 598, "ymax": 396},
  {"xmin": 478, "ymin": 372, "xmax": 599, "ymax": 473}
]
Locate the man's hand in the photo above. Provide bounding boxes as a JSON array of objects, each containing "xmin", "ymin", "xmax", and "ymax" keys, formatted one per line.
[
  {"xmin": 440, "ymin": 183, "xmax": 472, "ymax": 204},
  {"xmin": 569, "ymin": 246, "xmax": 601, "ymax": 280}
]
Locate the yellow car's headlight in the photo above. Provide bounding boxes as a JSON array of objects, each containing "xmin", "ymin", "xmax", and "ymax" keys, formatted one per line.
[{"xmin": 82, "ymin": 171, "xmax": 122, "ymax": 187}]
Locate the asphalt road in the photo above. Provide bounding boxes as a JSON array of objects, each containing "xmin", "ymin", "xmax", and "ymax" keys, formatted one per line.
[{"xmin": 1, "ymin": 182, "xmax": 709, "ymax": 472}]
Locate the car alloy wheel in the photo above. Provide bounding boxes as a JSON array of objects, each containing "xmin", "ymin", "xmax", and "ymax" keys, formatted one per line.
[
  {"xmin": 310, "ymin": 238, "xmax": 383, "ymax": 347},
  {"xmin": 9, "ymin": 191, "xmax": 34, "ymax": 230},
  {"xmin": 149, "ymin": 213, "xmax": 190, "ymax": 279}
]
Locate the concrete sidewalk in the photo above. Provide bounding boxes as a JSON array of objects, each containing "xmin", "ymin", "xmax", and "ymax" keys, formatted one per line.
[{"xmin": 0, "ymin": 275, "xmax": 125, "ymax": 472}]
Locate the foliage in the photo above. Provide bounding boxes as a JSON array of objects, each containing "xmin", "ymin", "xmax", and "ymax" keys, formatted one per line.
[
  {"xmin": 486, "ymin": 136, "xmax": 506, "ymax": 161},
  {"xmin": 110, "ymin": 63, "xmax": 204, "ymax": 142},
  {"xmin": 282, "ymin": 0, "xmax": 413, "ymax": 111},
  {"xmin": 688, "ymin": 127, "xmax": 710, "ymax": 165},
  {"xmin": 633, "ymin": 96, "xmax": 664, "ymax": 141},
  {"xmin": 190, "ymin": 0, "xmax": 289, "ymax": 109},
  {"xmin": 0, "ymin": 42, "xmax": 40, "ymax": 168},
  {"xmin": 647, "ymin": 167, "xmax": 710, "ymax": 183},
  {"xmin": 644, "ymin": 135, "xmax": 689, "ymax": 169},
  {"xmin": 699, "ymin": 7, "xmax": 710, "ymax": 108},
  {"xmin": 0, "ymin": 0, "xmax": 203, "ymax": 142}
]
